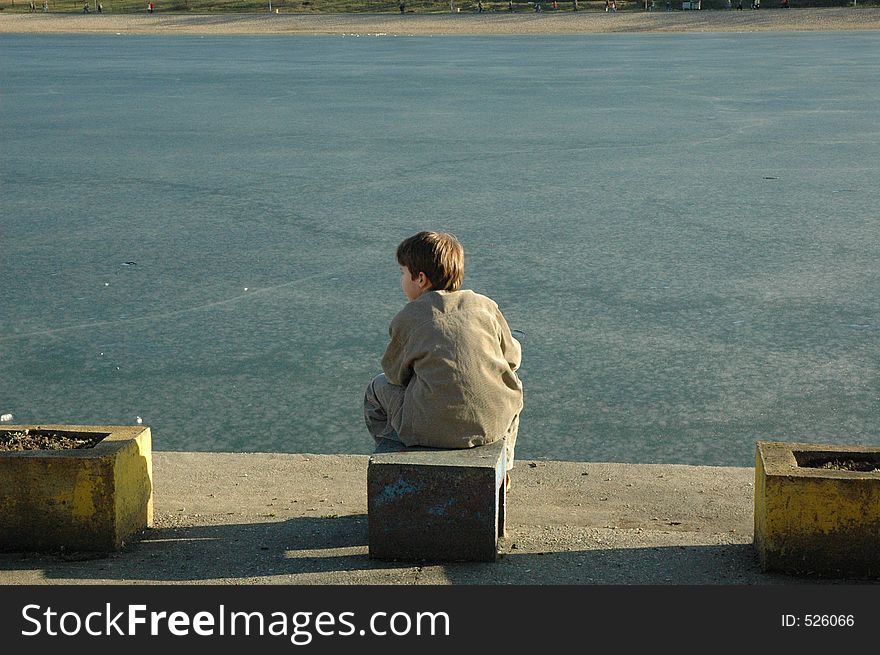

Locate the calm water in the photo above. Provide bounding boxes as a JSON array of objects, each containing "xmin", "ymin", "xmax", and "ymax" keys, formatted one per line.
[{"xmin": 1, "ymin": 31, "xmax": 878, "ymax": 466}]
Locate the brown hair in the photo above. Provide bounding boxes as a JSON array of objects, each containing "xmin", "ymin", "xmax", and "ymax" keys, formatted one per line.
[{"xmin": 396, "ymin": 231, "xmax": 464, "ymax": 292}]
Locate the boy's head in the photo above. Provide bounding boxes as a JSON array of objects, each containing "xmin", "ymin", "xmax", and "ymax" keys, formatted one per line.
[{"xmin": 396, "ymin": 231, "xmax": 464, "ymax": 300}]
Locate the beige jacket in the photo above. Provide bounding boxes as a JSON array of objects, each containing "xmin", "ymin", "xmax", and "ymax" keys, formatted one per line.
[{"xmin": 381, "ymin": 289, "xmax": 523, "ymax": 449}]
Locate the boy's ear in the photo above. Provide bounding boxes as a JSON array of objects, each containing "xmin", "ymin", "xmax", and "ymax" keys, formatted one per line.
[{"xmin": 418, "ymin": 272, "xmax": 433, "ymax": 290}]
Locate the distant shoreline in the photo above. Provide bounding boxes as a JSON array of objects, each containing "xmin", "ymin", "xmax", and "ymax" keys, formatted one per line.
[{"xmin": 2, "ymin": 7, "xmax": 880, "ymax": 35}]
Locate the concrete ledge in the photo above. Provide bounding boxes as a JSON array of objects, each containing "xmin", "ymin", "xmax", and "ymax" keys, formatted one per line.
[
  {"xmin": 754, "ymin": 440, "xmax": 880, "ymax": 577},
  {"xmin": 0, "ymin": 425, "xmax": 153, "ymax": 552},
  {"xmin": 368, "ymin": 439, "xmax": 506, "ymax": 562},
  {"xmin": 0, "ymin": 453, "xmax": 770, "ymax": 584}
]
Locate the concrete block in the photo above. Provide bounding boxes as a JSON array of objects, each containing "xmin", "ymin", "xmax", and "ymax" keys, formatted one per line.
[
  {"xmin": 754, "ymin": 440, "xmax": 880, "ymax": 577},
  {"xmin": 368, "ymin": 438, "xmax": 506, "ymax": 562},
  {"xmin": 0, "ymin": 425, "xmax": 153, "ymax": 552}
]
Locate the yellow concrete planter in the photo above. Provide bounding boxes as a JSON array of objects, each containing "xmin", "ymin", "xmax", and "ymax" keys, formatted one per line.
[
  {"xmin": 0, "ymin": 425, "xmax": 153, "ymax": 552},
  {"xmin": 754, "ymin": 440, "xmax": 880, "ymax": 577}
]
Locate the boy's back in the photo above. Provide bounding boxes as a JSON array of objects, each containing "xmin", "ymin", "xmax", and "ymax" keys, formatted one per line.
[
  {"xmin": 382, "ymin": 288, "xmax": 523, "ymax": 449},
  {"xmin": 364, "ymin": 231, "xmax": 523, "ymax": 470}
]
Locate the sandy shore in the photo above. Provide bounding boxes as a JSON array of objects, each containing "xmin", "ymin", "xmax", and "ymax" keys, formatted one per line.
[{"xmin": 1, "ymin": 7, "xmax": 880, "ymax": 35}]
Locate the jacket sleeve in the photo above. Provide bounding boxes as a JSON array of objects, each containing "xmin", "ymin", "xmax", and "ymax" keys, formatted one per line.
[
  {"xmin": 495, "ymin": 305, "xmax": 521, "ymax": 372},
  {"xmin": 381, "ymin": 314, "xmax": 416, "ymax": 387}
]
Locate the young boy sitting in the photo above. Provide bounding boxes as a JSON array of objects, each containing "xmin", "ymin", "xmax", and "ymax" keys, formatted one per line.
[{"xmin": 364, "ymin": 231, "xmax": 523, "ymax": 474}]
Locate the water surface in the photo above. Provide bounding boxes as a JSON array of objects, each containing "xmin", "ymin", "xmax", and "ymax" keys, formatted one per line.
[{"xmin": 2, "ymin": 32, "xmax": 878, "ymax": 466}]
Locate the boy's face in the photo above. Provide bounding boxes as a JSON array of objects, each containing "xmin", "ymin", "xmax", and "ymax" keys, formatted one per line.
[{"xmin": 400, "ymin": 265, "xmax": 430, "ymax": 301}]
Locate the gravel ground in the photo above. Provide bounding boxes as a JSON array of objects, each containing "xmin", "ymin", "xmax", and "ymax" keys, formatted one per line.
[{"xmin": 0, "ymin": 451, "xmax": 869, "ymax": 585}]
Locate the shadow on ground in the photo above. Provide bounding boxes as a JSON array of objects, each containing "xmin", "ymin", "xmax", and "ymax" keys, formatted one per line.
[{"xmin": 1, "ymin": 514, "xmax": 871, "ymax": 585}]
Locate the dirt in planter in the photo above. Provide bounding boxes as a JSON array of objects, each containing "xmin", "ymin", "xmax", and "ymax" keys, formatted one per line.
[
  {"xmin": 0, "ymin": 429, "xmax": 106, "ymax": 451},
  {"xmin": 817, "ymin": 458, "xmax": 880, "ymax": 472}
]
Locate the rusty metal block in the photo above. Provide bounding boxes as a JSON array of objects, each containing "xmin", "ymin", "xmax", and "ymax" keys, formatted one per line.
[{"xmin": 368, "ymin": 438, "xmax": 506, "ymax": 562}]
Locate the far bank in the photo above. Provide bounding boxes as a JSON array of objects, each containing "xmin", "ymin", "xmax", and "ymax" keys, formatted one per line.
[{"xmin": 2, "ymin": 7, "xmax": 880, "ymax": 34}]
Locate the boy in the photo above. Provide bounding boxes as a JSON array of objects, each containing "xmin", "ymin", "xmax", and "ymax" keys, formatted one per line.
[{"xmin": 364, "ymin": 231, "xmax": 523, "ymax": 472}]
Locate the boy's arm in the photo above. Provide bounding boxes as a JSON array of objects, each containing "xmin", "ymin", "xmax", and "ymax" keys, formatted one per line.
[
  {"xmin": 381, "ymin": 320, "xmax": 416, "ymax": 387},
  {"xmin": 495, "ymin": 306, "xmax": 521, "ymax": 372}
]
